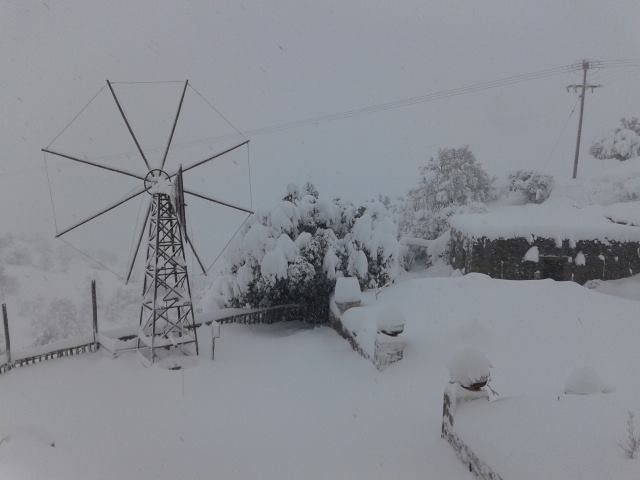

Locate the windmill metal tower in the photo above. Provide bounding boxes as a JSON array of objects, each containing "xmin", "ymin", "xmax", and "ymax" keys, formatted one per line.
[{"xmin": 43, "ymin": 80, "xmax": 253, "ymax": 364}]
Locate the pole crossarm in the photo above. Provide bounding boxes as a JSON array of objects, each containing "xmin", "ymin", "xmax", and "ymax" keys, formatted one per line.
[
  {"xmin": 41, "ymin": 148, "xmax": 146, "ymax": 181},
  {"xmin": 161, "ymin": 80, "xmax": 189, "ymax": 170},
  {"xmin": 566, "ymin": 84, "xmax": 601, "ymax": 93},
  {"xmin": 184, "ymin": 189, "xmax": 254, "ymax": 215},
  {"xmin": 56, "ymin": 186, "xmax": 147, "ymax": 237},
  {"xmin": 176, "ymin": 140, "xmax": 250, "ymax": 175},
  {"xmin": 107, "ymin": 80, "xmax": 152, "ymax": 171}
]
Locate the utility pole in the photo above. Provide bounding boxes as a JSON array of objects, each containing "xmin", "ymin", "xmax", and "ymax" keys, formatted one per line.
[{"xmin": 567, "ymin": 60, "xmax": 601, "ymax": 179}]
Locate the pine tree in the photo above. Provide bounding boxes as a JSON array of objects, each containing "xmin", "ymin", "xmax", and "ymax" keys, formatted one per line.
[{"xmin": 402, "ymin": 146, "xmax": 493, "ymax": 240}]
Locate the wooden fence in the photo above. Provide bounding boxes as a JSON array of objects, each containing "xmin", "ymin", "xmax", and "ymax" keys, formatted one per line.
[
  {"xmin": 0, "ymin": 290, "xmax": 330, "ymax": 373},
  {"xmin": 215, "ymin": 303, "xmax": 328, "ymax": 326},
  {"xmin": 0, "ymin": 280, "xmax": 100, "ymax": 375}
]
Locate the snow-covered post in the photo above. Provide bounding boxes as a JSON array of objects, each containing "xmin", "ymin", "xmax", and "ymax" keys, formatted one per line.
[
  {"xmin": 211, "ymin": 321, "xmax": 221, "ymax": 360},
  {"xmin": 91, "ymin": 280, "xmax": 98, "ymax": 349},
  {"xmin": 2, "ymin": 304, "xmax": 10, "ymax": 366},
  {"xmin": 374, "ymin": 306, "xmax": 405, "ymax": 369},
  {"xmin": 442, "ymin": 349, "xmax": 491, "ymax": 433}
]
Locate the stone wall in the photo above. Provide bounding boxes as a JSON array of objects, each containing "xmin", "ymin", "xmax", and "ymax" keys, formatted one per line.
[
  {"xmin": 450, "ymin": 229, "xmax": 640, "ymax": 284},
  {"xmin": 442, "ymin": 384, "xmax": 503, "ymax": 480}
]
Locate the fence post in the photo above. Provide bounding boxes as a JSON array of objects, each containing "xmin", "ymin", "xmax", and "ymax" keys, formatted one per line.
[
  {"xmin": 91, "ymin": 280, "xmax": 98, "ymax": 347},
  {"xmin": 2, "ymin": 304, "xmax": 11, "ymax": 365}
]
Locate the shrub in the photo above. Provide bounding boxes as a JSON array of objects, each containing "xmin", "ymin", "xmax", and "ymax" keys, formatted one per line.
[
  {"xmin": 591, "ymin": 117, "xmax": 640, "ymax": 161},
  {"xmin": 508, "ymin": 170, "xmax": 554, "ymax": 203}
]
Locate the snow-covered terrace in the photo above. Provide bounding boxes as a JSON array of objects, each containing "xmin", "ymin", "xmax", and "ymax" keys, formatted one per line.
[
  {"xmin": 455, "ymin": 394, "xmax": 638, "ymax": 479},
  {"xmin": 450, "ymin": 202, "xmax": 640, "ymax": 242},
  {"xmin": 2, "ymin": 274, "xmax": 640, "ymax": 478}
]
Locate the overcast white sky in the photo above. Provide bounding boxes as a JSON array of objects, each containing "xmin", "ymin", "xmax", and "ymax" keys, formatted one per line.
[{"xmin": 2, "ymin": 0, "xmax": 640, "ymax": 235}]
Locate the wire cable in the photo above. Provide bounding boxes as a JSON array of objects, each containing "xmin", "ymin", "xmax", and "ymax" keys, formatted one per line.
[
  {"xmin": 542, "ymin": 98, "xmax": 579, "ymax": 172},
  {"xmin": 247, "ymin": 141, "xmax": 253, "ymax": 210},
  {"xmin": 43, "ymin": 151, "xmax": 59, "ymax": 234},
  {"xmin": 46, "ymin": 84, "xmax": 106, "ymax": 148},
  {"xmin": 205, "ymin": 214, "xmax": 252, "ymax": 274},
  {"xmin": 187, "ymin": 83, "xmax": 247, "ymax": 140}
]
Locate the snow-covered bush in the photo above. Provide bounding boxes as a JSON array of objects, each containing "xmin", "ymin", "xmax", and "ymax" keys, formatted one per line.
[
  {"xmin": 591, "ymin": 117, "xmax": 640, "ymax": 161},
  {"xmin": 0, "ymin": 265, "xmax": 19, "ymax": 296},
  {"xmin": 619, "ymin": 411, "xmax": 640, "ymax": 459},
  {"xmin": 213, "ymin": 183, "xmax": 402, "ymax": 308},
  {"xmin": 345, "ymin": 200, "xmax": 403, "ymax": 288},
  {"xmin": 4, "ymin": 245, "xmax": 32, "ymax": 266},
  {"xmin": 401, "ymin": 146, "xmax": 493, "ymax": 249},
  {"xmin": 334, "ymin": 277, "xmax": 361, "ymax": 304},
  {"xmin": 508, "ymin": 170, "xmax": 554, "ymax": 204},
  {"xmin": 26, "ymin": 297, "xmax": 88, "ymax": 346}
]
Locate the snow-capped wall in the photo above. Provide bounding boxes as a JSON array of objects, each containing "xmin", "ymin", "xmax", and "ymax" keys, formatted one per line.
[{"xmin": 450, "ymin": 204, "xmax": 640, "ymax": 244}]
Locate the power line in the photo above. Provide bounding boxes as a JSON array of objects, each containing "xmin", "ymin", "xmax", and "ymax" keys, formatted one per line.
[
  {"xmin": 241, "ymin": 63, "xmax": 582, "ymax": 137},
  {"xmin": 88, "ymin": 62, "xmax": 583, "ymax": 164},
  {"xmin": 543, "ymin": 98, "xmax": 579, "ymax": 172}
]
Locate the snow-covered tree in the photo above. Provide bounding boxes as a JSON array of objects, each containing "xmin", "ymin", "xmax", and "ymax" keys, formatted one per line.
[
  {"xmin": 590, "ymin": 117, "xmax": 640, "ymax": 161},
  {"xmin": 402, "ymin": 146, "xmax": 493, "ymax": 240},
  {"xmin": 345, "ymin": 201, "xmax": 403, "ymax": 288},
  {"xmin": 507, "ymin": 170, "xmax": 554, "ymax": 204},
  {"xmin": 212, "ymin": 183, "xmax": 402, "ymax": 308}
]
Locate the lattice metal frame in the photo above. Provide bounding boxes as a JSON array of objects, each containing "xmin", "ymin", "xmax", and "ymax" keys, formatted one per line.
[{"xmin": 137, "ymin": 189, "xmax": 197, "ymax": 363}]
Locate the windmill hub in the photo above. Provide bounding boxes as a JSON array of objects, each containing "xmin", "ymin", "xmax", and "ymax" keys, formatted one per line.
[{"xmin": 144, "ymin": 169, "xmax": 172, "ymax": 196}]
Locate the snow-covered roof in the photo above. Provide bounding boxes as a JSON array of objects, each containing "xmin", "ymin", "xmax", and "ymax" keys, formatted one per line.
[{"xmin": 450, "ymin": 203, "xmax": 640, "ymax": 243}]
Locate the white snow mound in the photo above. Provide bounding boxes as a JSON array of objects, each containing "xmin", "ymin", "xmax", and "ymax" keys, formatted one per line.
[
  {"xmin": 448, "ymin": 348, "xmax": 491, "ymax": 386},
  {"xmin": 334, "ymin": 277, "xmax": 361, "ymax": 304},
  {"xmin": 564, "ymin": 366, "xmax": 606, "ymax": 395},
  {"xmin": 376, "ymin": 306, "xmax": 405, "ymax": 332}
]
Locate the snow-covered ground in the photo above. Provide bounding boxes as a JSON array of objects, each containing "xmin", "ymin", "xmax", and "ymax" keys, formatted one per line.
[{"xmin": 2, "ymin": 270, "xmax": 640, "ymax": 478}]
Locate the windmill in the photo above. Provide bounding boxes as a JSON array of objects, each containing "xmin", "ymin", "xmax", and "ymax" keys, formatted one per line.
[{"xmin": 42, "ymin": 80, "xmax": 253, "ymax": 364}]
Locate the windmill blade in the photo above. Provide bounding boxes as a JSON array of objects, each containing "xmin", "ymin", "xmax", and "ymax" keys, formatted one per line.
[
  {"xmin": 160, "ymin": 80, "xmax": 189, "ymax": 170},
  {"xmin": 183, "ymin": 189, "xmax": 254, "ymax": 215},
  {"xmin": 173, "ymin": 165, "xmax": 187, "ymax": 232},
  {"xmin": 42, "ymin": 148, "xmax": 146, "ymax": 180},
  {"xmin": 106, "ymin": 80, "xmax": 152, "ymax": 171},
  {"xmin": 172, "ymin": 166, "xmax": 205, "ymax": 274},
  {"xmin": 56, "ymin": 186, "xmax": 146, "ymax": 237},
  {"xmin": 177, "ymin": 139, "xmax": 249, "ymax": 175},
  {"xmin": 125, "ymin": 199, "xmax": 152, "ymax": 284}
]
